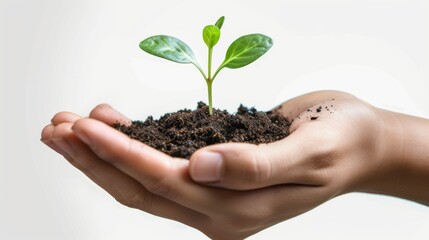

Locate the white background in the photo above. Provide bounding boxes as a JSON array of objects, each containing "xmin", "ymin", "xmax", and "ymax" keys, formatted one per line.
[{"xmin": 1, "ymin": 0, "xmax": 429, "ymax": 239}]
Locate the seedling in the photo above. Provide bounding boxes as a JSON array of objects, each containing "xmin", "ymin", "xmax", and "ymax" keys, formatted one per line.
[{"xmin": 139, "ymin": 16, "xmax": 272, "ymax": 115}]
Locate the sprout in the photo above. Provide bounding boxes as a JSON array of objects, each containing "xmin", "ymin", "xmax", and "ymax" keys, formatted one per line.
[{"xmin": 139, "ymin": 16, "xmax": 273, "ymax": 115}]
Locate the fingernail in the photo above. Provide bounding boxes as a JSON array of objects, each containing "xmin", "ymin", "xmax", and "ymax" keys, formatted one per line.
[
  {"xmin": 192, "ymin": 151, "xmax": 223, "ymax": 182},
  {"xmin": 52, "ymin": 138, "xmax": 75, "ymax": 157}
]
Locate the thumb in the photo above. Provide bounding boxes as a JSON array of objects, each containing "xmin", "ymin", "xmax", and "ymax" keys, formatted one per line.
[{"xmin": 189, "ymin": 129, "xmax": 316, "ymax": 190}]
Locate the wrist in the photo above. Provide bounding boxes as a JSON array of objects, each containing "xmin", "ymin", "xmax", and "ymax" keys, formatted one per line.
[{"xmin": 359, "ymin": 109, "xmax": 429, "ymax": 205}]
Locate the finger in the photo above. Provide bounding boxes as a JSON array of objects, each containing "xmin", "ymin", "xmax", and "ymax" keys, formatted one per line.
[
  {"xmin": 70, "ymin": 118, "xmax": 337, "ymax": 226},
  {"xmin": 41, "ymin": 124, "xmax": 55, "ymax": 141},
  {"xmin": 189, "ymin": 123, "xmax": 335, "ymax": 190},
  {"xmin": 42, "ymin": 111, "xmax": 81, "ymax": 155},
  {"xmin": 72, "ymin": 118, "xmax": 228, "ymax": 215},
  {"xmin": 50, "ymin": 122, "xmax": 206, "ymax": 226},
  {"xmin": 51, "ymin": 112, "xmax": 81, "ymax": 125},
  {"xmin": 89, "ymin": 103, "xmax": 132, "ymax": 126},
  {"xmin": 271, "ymin": 90, "xmax": 354, "ymax": 121},
  {"xmin": 41, "ymin": 124, "xmax": 68, "ymax": 156}
]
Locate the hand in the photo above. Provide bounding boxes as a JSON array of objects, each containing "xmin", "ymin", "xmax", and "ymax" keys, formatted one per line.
[
  {"xmin": 190, "ymin": 91, "xmax": 429, "ymax": 204},
  {"xmin": 189, "ymin": 90, "xmax": 386, "ymax": 193},
  {"xmin": 189, "ymin": 90, "xmax": 429, "ymax": 204},
  {"xmin": 41, "ymin": 91, "xmax": 429, "ymax": 239}
]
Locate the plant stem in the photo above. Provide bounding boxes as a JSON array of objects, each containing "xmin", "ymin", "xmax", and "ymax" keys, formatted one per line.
[
  {"xmin": 208, "ymin": 47, "xmax": 213, "ymax": 79},
  {"xmin": 207, "ymin": 47, "xmax": 213, "ymax": 115},
  {"xmin": 207, "ymin": 80, "xmax": 213, "ymax": 115}
]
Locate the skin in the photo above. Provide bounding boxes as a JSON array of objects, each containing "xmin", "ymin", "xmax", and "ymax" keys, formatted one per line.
[{"xmin": 41, "ymin": 90, "xmax": 429, "ymax": 240}]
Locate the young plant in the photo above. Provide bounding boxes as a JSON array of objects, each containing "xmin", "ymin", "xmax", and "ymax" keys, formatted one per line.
[{"xmin": 139, "ymin": 16, "xmax": 272, "ymax": 115}]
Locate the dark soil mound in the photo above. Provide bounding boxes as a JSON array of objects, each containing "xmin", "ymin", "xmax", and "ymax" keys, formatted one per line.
[{"xmin": 113, "ymin": 102, "xmax": 290, "ymax": 159}]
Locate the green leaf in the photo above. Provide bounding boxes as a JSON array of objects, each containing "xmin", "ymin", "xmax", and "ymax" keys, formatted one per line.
[
  {"xmin": 139, "ymin": 35, "xmax": 197, "ymax": 64},
  {"xmin": 221, "ymin": 34, "xmax": 273, "ymax": 69},
  {"xmin": 215, "ymin": 16, "xmax": 225, "ymax": 29},
  {"xmin": 202, "ymin": 25, "xmax": 220, "ymax": 48}
]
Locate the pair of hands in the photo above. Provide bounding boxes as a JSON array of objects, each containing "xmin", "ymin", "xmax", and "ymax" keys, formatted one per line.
[{"xmin": 41, "ymin": 90, "xmax": 422, "ymax": 239}]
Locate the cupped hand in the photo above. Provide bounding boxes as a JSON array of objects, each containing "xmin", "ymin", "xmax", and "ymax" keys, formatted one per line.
[
  {"xmin": 41, "ymin": 91, "xmax": 401, "ymax": 239},
  {"xmin": 189, "ymin": 90, "xmax": 392, "ymax": 193}
]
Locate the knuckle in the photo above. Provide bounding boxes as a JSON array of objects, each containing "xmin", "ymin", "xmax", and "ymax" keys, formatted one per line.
[
  {"xmin": 312, "ymin": 128, "xmax": 339, "ymax": 153},
  {"xmin": 123, "ymin": 140, "xmax": 142, "ymax": 159},
  {"xmin": 223, "ymin": 207, "xmax": 268, "ymax": 231},
  {"xmin": 52, "ymin": 122, "xmax": 72, "ymax": 137},
  {"xmin": 64, "ymin": 151, "xmax": 97, "ymax": 174},
  {"xmin": 237, "ymin": 145, "xmax": 271, "ymax": 185},
  {"xmin": 145, "ymin": 178, "xmax": 176, "ymax": 200},
  {"xmin": 114, "ymin": 188, "xmax": 150, "ymax": 210},
  {"xmin": 105, "ymin": 138, "xmax": 139, "ymax": 165},
  {"xmin": 307, "ymin": 129, "xmax": 342, "ymax": 170},
  {"xmin": 254, "ymin": 145, "xmax": 272, "ymax": 182},
  {"xmin": 63, "ymin": 154, "xmax": 80, "ymax": 168},
  {"xmin": 143, "ymin": 159, "xmax": 178, "ymax": 199}
]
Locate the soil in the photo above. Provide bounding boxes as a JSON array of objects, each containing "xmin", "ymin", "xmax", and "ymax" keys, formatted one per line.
[{"xmin": 113, "ymin": 102, "xmax": 290, "ymax": 159}]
